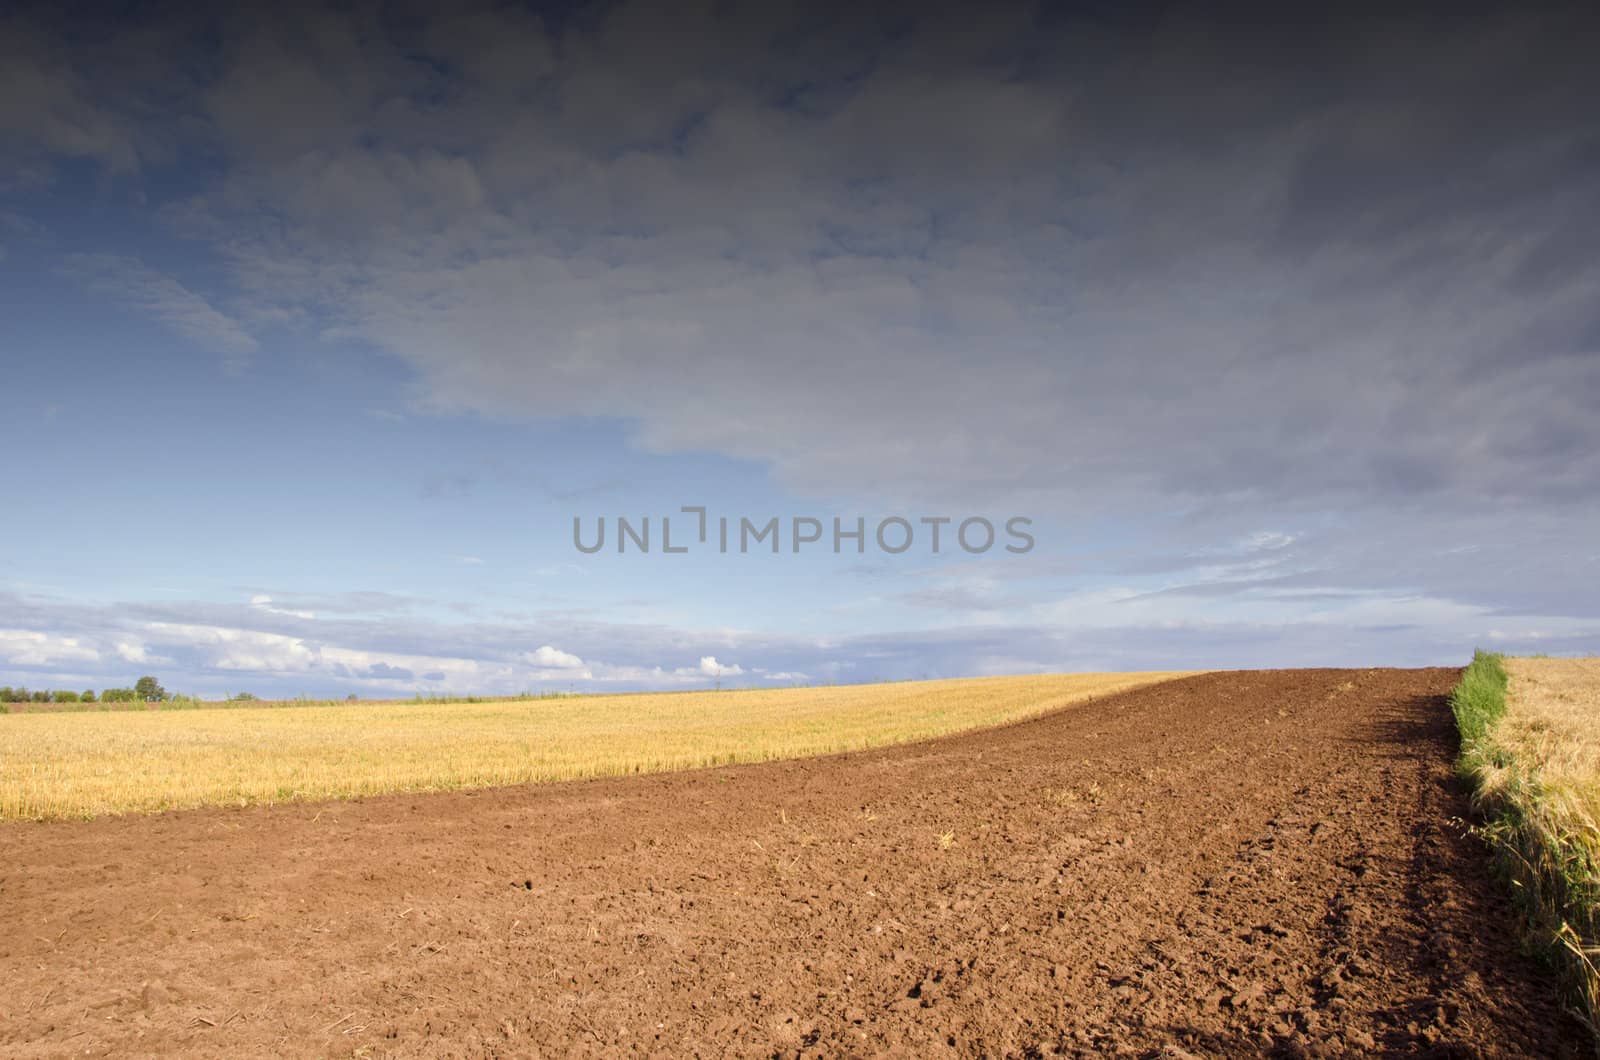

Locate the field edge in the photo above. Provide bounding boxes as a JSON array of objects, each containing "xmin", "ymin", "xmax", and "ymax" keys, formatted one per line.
[{"xmin": 1451, "ymin": 651, "xmax": 1600, "ymax": 1040}]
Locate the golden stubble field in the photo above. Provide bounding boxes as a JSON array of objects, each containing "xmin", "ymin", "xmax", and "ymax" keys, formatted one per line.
[
  {"xmin": 0, "ymin": 671, "xmax": 1193, "ymax": 820},
  {"xmin": 1500, "ymin": 657, "xmax": 1600, "ymax": 829}
]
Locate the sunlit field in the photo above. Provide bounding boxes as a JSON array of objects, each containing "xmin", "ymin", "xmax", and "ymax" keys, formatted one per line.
[
  {"xmin": 0, "ymin": 671, "xmax": 1192, "ymax": 820},
  {"xmin": 1499, "ymin": 658, "xmax": 1600, "ymax": 827},
  {"xmin": 1458, "ymin": 655, "xmax": 1600, "ymax": 1031},
  {"xmin": 1497, "ymin": 658, "xmax": 1600, "ymax": 809}
]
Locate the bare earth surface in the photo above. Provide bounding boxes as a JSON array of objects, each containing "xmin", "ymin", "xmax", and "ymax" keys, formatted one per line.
[{"xmin": 0, "ymin": 668, "xmax": 1585, "ymax": 1057}]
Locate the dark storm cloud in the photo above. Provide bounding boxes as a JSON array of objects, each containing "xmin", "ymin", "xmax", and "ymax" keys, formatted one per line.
[{"xmin": 5, "ymin": 0, "xmax": 1597, "ymax": 513}]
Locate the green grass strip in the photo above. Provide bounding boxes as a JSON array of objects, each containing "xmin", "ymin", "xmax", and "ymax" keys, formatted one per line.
[{"xmin": 1452, "ymin": 648, "xmax": 1510, "ymax": 749}]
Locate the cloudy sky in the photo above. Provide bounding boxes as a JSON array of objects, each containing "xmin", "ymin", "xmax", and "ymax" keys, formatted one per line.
[{"xmin": 3, "ymin": 1, "xmax": 1597, "ymax": 697}]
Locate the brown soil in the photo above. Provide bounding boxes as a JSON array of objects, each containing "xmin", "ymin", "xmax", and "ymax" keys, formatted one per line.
[{"xmin": 0, "ymin": 668, "xmax": 1585, "ymax": 1057}]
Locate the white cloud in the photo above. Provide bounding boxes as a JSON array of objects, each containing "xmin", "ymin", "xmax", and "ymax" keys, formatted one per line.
[
  {"xmin": 1241, "ymin": 532, "xmax": 1297, "ymax": 553},
  {"xmin": 113, "ymin": 638, "xmax": 152, "ymax": 664},
  {"xmin": 533, "ymin": 563, "xmax": 586, "ymax": 577},
  {"xmin": 249, "ymin": 594, "xmax": 316, "ymax": 620},
  {"xmin": 142, "ymin": 621, "xmax": 500, "ymax": 687},
  {"xmin": 0, "ymin": 629, "xmax": 100, "ymax": 666},
  {"xmin": 526, "ymin": 644, "xmax": 584, "ymax": 670},
  {"xmin": 61, "ymin": 253, "xmax": 258, "ymax": 369},
  {"xmin": 693, "ymin": 656, "xmax": 743, "ymax": 678},
  {"xmin": 146, "ymin": 622, "xmax": 320, "ymax": 672}
]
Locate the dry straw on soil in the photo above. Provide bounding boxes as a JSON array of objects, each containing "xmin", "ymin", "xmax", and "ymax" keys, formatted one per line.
[
  {"xmin": 1459, "ymin": 655, "xmax": 1600, "ymax": 1037},
  {"xmin": 0, "ymin": 671, "xmax": 1190, "ymax": 820}
]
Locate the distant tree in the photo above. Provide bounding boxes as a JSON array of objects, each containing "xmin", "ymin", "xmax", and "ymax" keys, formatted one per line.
[
  {"xmin": 101, "ymin": 687, "xmax": 136, "ymax": 703},
  {"xmin": 31, "ymin": 690, "xmax": 50, "ymax": 702},
  {"xmin": 0, "ymin": 687, "xmax": 11, "ymax": 702},
  {"xmin": 230, "ymin": 692, "xmax": 258, "ymax": 701},
  {"xmin": 81, "ymin": 689, "xmax": 96, "ymax": 703},
  {"xmin": 1, "ymin": 686, "xmax": 27, "ymax": 703},
  {"xmin": 53, "ymin": 690, "xmax": 80, "ymax": 703},
  {"xmin": 346, "ymin": 693, "xmax": 358, "ymax": 701},
  {"xmin": 134, "ymin": 676, "xmax": 166, "ymax": 701}
]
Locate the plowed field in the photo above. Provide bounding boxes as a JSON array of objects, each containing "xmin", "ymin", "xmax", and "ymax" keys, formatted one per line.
[{"xmin": 0, "ymin": 669, "xmax": 1583, "ymax": 1056}]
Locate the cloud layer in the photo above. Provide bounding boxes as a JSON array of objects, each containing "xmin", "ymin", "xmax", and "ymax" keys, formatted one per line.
[
  {"xmin": 7, "ymin": 2, "xmax": 1598, "ymax": 510},
  {"xmin": 2, "ymin": 555, "xmax": 1594, "ymax": 698}
]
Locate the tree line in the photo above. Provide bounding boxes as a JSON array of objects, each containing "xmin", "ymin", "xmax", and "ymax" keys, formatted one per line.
[{"xmin": 0, "ymin": 676, "xmax": 167, "ymax": 705}]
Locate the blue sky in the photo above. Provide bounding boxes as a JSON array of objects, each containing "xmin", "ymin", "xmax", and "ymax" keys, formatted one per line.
[{"xmin": 2, "ymin": 1, "xmax": 1597, "ymax": 697}]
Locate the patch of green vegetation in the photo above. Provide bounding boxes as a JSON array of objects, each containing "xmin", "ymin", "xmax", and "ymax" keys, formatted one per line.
[{"xmin": 1452, "ymin": 649, "xmax": 1510, "ymax": 749}]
